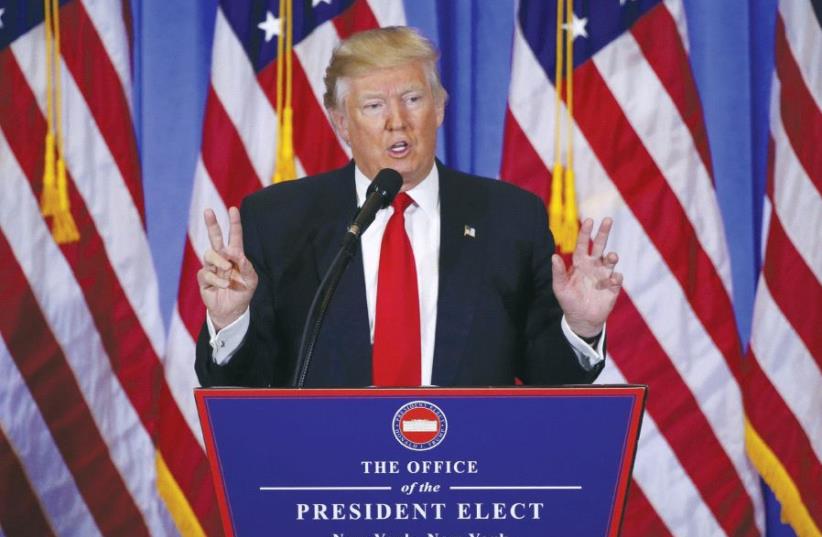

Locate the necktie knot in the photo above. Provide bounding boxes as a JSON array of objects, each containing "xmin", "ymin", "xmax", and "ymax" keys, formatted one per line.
[{"xmin": 392, "ymin": 192, "xmax": 414, "ymax": 214}]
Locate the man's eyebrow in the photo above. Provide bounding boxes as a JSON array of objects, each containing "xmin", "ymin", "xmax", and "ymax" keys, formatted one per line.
[{"xmin": 357, "ymin": 91, "xmax": 387, "ymax": 101}]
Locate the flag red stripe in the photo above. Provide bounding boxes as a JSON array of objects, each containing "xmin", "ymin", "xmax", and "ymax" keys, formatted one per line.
[
  {"xmin": 774, "ymin": 16, "xmax": 822, "ymax": 193},
  {"xmin": 573, "ymin": 61, "xmax": 743, "ymax": 379},
  {"xmin": 499, "ymin": 107, "xmax": 552, "ymax": 204},
  {"xmin": 0, "ymin": 231, "xmax": 151, "ymax": 537},
  {"xmin": 59, "ymin": 1, "xmax": 145, "ymax": 221},
  {"xmin": 0, "ymin": 427, "xmax": 56, "ymax": 537},
  {"xmin": 201, "ymin": 87, "xmax": 264, "ymax": 207},
  {"xmin": 630, "ymin": 3, "xmax": 714, "ymax": 179},
  {"xmin": 157, "ymin": 387, "xmax": 225, "ymax": 537},
  {"xmin": 333, "ymin": 0, "xmax": 381, "ymax": 40},
  {"xmin": 257, "ymin": 58, "xmax": 349, "ymax": 174},
  {"xmin": 745, "ymin": 356, "xmax": 822, "ymax": 529},
  {"xmin": 177, "ymin": 238, "xmax": 208, "ymax": 341},
  {"xmin": 622, "ymin": 479, "xmax": 675, "ymax": 537},
  {"xmin": 762, "ymin": 213, "xmax": 822, "ymax": 365},
  {"xmin": 610, "ymin": 293, "xmax": 759, "ymax": 536}
]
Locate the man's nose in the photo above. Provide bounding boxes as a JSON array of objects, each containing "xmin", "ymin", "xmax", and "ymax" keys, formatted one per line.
[{"xmin": 385, "ymin": 101, "xmax": 407, "ymax": 131}]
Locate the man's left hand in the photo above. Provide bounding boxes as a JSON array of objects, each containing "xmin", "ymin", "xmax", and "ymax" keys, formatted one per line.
[{"xmin": 551, "ymin": 217, "xmax": 623, "ymax": 338}]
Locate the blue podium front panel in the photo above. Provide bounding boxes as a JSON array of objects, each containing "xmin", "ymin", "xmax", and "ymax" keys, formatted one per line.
[{"xmin": 196, "ymin": 387, "xmax": 645, "ymax": 537}]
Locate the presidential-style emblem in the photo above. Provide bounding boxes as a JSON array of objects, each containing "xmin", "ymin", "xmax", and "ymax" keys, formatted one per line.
[{"xmin": 392, "ymin": 400, "xmax": 448, "ymax": 451}]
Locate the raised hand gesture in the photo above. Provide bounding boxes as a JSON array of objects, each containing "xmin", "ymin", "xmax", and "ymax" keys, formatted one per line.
[
  {"xmin": 551, "ymin": 218, "xmax": 623, "ymax": 338},
  {"xmin": 197, "ymin": 207, "xmax": 259, "ymax": 331}
]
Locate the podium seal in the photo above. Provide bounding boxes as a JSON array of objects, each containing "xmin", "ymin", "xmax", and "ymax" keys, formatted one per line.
[{"xmin": 392, "ymin": 400, "xmax": 448, "ymax": 451}]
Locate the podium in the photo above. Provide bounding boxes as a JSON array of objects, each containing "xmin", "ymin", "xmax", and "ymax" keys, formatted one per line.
[{"xmin": 196, "ymin": 386, "xmax": 646, "ymax": 537}]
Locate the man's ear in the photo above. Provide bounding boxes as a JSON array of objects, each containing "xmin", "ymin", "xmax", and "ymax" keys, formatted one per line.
[
  {"xmin": 329, "ymin": 108, "xmax": 350, "ymax": 146},
  {"xmin": 434, "ymin": 91, "xmax": 445, "ymax": 128}
]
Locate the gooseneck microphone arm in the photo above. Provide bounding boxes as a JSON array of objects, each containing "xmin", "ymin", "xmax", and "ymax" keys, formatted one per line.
[{"xmin": 292, "ymin": 169, "xmax": 403, "ymax": 387}]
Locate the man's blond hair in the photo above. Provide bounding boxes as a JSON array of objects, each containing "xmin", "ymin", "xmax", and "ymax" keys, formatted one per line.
[{"xmin": 323, "ymin": 26, "xmax": 447, "ymax": 110}]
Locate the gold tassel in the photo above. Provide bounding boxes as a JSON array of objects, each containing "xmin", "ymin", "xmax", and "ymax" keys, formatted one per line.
[
  {"xmin": 41, "ymin": 0, "xmax": 79, "ymax": 243},
  {"xmin": 551, "ymin": 0, "xmax": 579, "ymax": 254},
  {"xmin": 549, "ymin": 163, "xmax": 564, "ymax": 239},
  {"xmin": 272, "ymin": 0, "xmax": 296, "ymax": 183},
  {"xmin": 274, "ymin": 108, "xmax": 297, "ymax": 183},
  {"xmin": 560, "ymin": 167, "xmax": 578, "ymax": 252},
  {"xmin": 52, "ymin": 158, "xmax": 79, "ymax": 243},
  {"xmin": 549, "ymin": 0, "xmax": 565, "ymax": 246},
  {"xmin": 560, "ymin": 0, "xmax": 579, "ymax": 254},
  {"xmin": 41, "ymin": 0, "xmax": 58, "ymax": 218},
  {"xmin": 41, "ymin": 132, "xmax": 59, "ymax": 216}
]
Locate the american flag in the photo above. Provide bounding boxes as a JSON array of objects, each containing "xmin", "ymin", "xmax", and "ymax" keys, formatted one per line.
[
  {"xmin": 161, "ymin": 1, "xmax": 406, "ymax": 535},
  {"xmin": 744, "ymin": 0, "xmax": 821, "ymax": 535},
  {"xmin": 501, "ymin": 0, "xmax": 765, "ymax": 534},
  {"xmin": 0, "ymin": 1, "xmax": 176, "ymax": 535}
]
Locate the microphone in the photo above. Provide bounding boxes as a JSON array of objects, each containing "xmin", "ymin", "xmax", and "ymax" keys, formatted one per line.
[
  {"xmin": 348, "ymin": 168, "xmax": 403, "ymax": 238},
  {"xmin": 292, "ymin": 168, "xmax": 403, "ymax": 387}
]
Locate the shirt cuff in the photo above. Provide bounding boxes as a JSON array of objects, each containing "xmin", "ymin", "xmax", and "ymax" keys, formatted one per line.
[
  {"xmin": 206, "ymin": 308, "xmax": 250, "ymax": 365},
  {"xmin": 561, "ymin": 316, "xmax": 606, "ymax": 371}
]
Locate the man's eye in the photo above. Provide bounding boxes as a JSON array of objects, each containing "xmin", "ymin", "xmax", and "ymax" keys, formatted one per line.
[{"xmin": 363, "ymin": 102, "xmax": 383, "ymax": 112}]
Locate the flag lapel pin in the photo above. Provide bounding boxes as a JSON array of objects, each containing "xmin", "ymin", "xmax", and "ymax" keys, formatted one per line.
[{"xmin": 464, "ymin": 225, "xmax": 476, "ymax": 238}]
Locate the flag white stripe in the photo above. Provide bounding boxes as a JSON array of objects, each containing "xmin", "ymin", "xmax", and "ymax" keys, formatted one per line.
[
  {"xmin": 79, "ymin": 0, "xmax": 135, "ymax": 114},
  {"xmin": 770, "ymin": 77, "xmax": 822, "ymax": 282},
  {"xmin": 778, "ymin": 0, "xmax": 822, "ymax": 108},
  {"xmin": 11, "ymin": 29, "xmax": 165, "ymax": 357},
  {"xmin": 0, "ymin": 337, "xmax": 102, "ymax": 537},
  {"xmin": 593, "ymin": 30, "xmax": 733, "ymax": 295},
  {"xmin": 0, "ymin": 129, "xmax": 175, "ymax": 537},
  {"xmin": 597, "ymin": 363, "xmax": 726, "ymax": 536},
  {"xmin": 294, "ymin": 23, "xmax": 339, "ymax": 107},
  {"xmin": 750, "ymin": 279, "xmax": 822, "ymax": 460},
  {"xmin": 365, "ymin": 0, "xmax": 407, "ymax": 28}
]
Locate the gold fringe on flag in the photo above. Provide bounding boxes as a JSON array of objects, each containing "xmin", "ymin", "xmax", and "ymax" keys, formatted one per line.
[
  {"xmin": 41, "ymin": 0, "xmax": 79, "ymax": 243},
  {"xmin": 550, "ymin": 0, "xmax": 578, "ymax": 253},
  {"xmin": 272, "ymin": 0, "xmax": 296, "ymax": 183}
]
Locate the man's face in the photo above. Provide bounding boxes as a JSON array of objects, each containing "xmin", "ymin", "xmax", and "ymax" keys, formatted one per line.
[{"xmin": 331, "ymin": 61, "xmax": 445, "ymax": 191}]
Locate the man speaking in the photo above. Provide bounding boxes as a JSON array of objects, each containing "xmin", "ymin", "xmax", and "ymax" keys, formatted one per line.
[{"xmin": 194, "ymin": 26, "xmax": 622, "ymax": 388}]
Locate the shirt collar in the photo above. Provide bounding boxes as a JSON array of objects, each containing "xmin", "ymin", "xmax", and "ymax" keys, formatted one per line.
[{"xmin": 354, "ymin": 162, "xmax": 440, "ymax": 217}]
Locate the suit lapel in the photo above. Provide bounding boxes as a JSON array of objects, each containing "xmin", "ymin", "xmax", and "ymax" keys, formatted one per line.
[
  {"xmin": 308, "ymin": 163, "xmax": 372, "ymax": 385},
  {"xmin": 432, "ymin": 165, "xmax": 488, "ymax": 385}
]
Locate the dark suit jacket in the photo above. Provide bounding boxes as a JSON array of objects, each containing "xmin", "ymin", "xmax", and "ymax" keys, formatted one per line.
[{"xmin": 195, "ymin": 161, "xmax": 604, "ymax": 387}]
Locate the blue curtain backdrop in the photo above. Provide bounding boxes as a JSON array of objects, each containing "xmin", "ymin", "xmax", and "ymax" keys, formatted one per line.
[{"xmin": 135, "ymin": 1, "xmax": 788, "ymax": 534}]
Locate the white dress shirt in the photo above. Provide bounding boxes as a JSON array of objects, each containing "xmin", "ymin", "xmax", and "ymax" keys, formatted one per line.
[{"xmin": 207, "ymin": 164, "xmax": 605, "ymax": 382}]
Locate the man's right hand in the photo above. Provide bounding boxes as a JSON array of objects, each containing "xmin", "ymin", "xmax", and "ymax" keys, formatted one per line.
[{"xmin": 197, "ymin": 207, "xmax": 259, "ymax": 331}]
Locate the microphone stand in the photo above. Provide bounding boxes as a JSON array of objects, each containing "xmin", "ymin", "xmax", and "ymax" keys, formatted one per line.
[{"xmin": 292, "ymin": 232, "xmax": 359, "ymax": 387}]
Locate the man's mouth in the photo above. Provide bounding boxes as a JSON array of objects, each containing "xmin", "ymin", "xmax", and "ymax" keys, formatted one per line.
[{"xmin": 388, "ymin": 141, "xmax": 410, "ymax": 156}]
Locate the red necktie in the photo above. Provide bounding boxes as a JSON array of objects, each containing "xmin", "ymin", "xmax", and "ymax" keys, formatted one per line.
[{"xmin": 372, "ymin": 193, "xmax": 421, "ymax": 386}]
